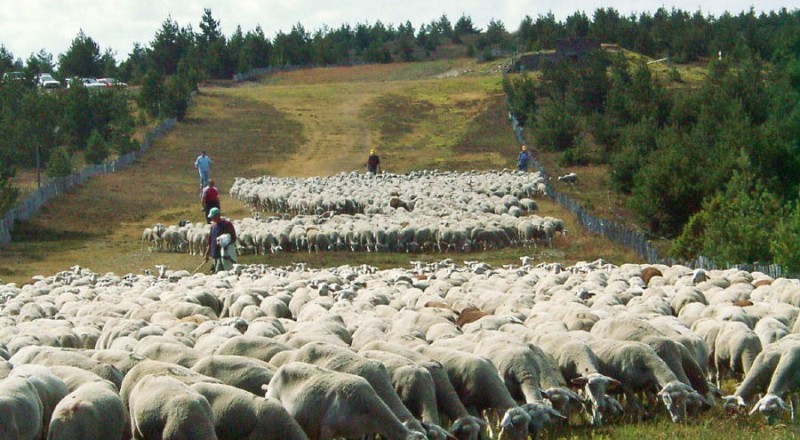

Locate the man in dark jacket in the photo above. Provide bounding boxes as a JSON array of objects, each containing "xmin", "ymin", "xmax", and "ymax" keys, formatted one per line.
[
  {"xmin": 366, "ymin": 149, "xmax": 381, "ymax": 174},
  {"xmin": 204, "ymin": 207, "xmax": 237, "ymax": 273}
]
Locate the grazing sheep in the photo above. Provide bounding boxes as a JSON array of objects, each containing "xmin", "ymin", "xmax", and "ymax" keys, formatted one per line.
[
  {"xmin": 191, "ymin": 382, "xmax": 308, "ymax": 440},
  {"xmin": 269, "ymin": 342, "xmax": 426, "ymax": 435},
  {"xmin": 586, "ymin": 338, "xmax": 698, "ymax": 423},
  {"xmin": 530, "ymin": 332, "xmax": 621, "ymax": 426},
  {"xmin": 472, "ymin": 335, "xmax": 584, "ymax": 421},
  {"xmin": 753, "ymin": 317, "xmax": 789, "ymax": 347},
  {"xmin": 10, "ymin": 346, "xmax": 124, "ymax": 391},
  {"xmin": 415, "ymin": 345, "xmax": 532, "ymax": 440},
  {"xmin": 359, "ymin": 341, "xmax": 486, "ymax": 440},
  {"xmin": 47, "ymin": 380, "xmax": 126, "ymax": 440},
  {"xmin": 7, "ymin": 364, "xmax": 69, "ymax": 440},
  {"xmin": 190, "ymin": 355, "xmax": 276, "ymax": 396},
  {"xmin": 590, "ymin": 318, "xmax": 712, "ymax": 405},
  {"xmin": 0, "ymin": 376, "xmax": 44, "ymax": 440},
  {"xmin": 128, "ymin": 375, "xmax": 218, "ymax": 440},
  {"xmin": 748, "ymin": 343, "xmax": 800, "ymax": 423},
  {"xmin": 359, "ymin": 350, "xmax": 441, "ymax": 426},
  {"xmin": 712, "ymin": 321, "xmax": 762, "ymax": 387},
  {"xmin": 265, "ymin": 362, "xmax": 426, "ymax": 440}
]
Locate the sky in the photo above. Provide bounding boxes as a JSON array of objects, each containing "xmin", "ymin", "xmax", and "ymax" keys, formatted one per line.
[{"xmin": 0, "ymin": 0, "xmax": 790, "ymax": 64}]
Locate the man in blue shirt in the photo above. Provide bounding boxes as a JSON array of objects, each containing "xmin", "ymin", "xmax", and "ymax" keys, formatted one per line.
[
  {"xmin": 517, "ymin": 145, "xmax": 531, "ymax": 172},
  {"xmin": 195, "ymin": 151, "xmax": 212, "ymax": 189}
]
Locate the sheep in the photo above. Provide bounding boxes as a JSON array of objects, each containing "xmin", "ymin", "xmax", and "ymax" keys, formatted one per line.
[
  {"xmin": 133, "ymin": 336, "xmax": 202, "ymax": 368},
  {"xmin": 213, "ymin": 335, "xmax": 291, "ymax": 363},
  {"xmin": 10, "ymin": 345, "xmax": 124, "ymax": 390},
  {"xmin": 472, "ymin": 334, "xmax": 585, "ymax": 421},
  {"xmin": 529, "ymin": 331, "xmax": 622, "ymax": 426},
  {"xmin": 415, "ymin": 344, "xmax": 533, "ymax": 440},
  {"xmin": 190, "ymin": 382, "xmax": 308, "ymax": 440},
  {"xmin": 590, "ymin": 318, "xmax": 712, "ymax": 405},
  {"xmin": 7, "ymin": 364, "xmax": 69, "ymax": 439},
  {"xmin": 360, "ymin": 350, "xmax": 441, "ymax": 425},
  {"xmin": 268, "ymin": 342, "xmax": 427, "ymax": 435},
  {"xmin": 586, "ymin": 338, "xmax": 699, "ymax": 423},
  {"xmin": 748, "ymin": 343, "xmax": 800, "ymax": 423},
  {"xmin": 557, "ymin": 172, "xmax": 577, "ymax": 184},
  {"xmin": 190, "ymin": 354, "xmax": 276, "ymax": 396},
  {"xmin": 753, "ymin": 317, "xmax": 789, "ymax": 347},
  {"xmin": 723, "ymin": 336, "xmax": 800, "ymax": 418},
  {"xmin": 47, "ymin": 380, "xmax": 127, "ymax": 440},
  {"xmin": 0, "ymin": 376, "xmax": 44, "ymax": 440},
  {"xmin": 265, "ymin": 362, "xmax": 426, "ymax": 440},
  {"xmin": 359, "ymin": 341, "xmax": 487, "ymax": 440},
  {"xmin": 119, "ymin": 359, "xmax": 221, "ymax": 424},
  {"xmin": 711, "ymin": 321, "xmax": 762, "ymax": 387},
  {"xmin": 128, "ymin": 374, "xmax": 218, "ymax": 440}
]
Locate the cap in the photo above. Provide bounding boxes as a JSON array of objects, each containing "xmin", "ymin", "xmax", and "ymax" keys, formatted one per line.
[
  {"xmin": 208, "ymin": 207, "xmax": 221, "ymax": 219},
  {"xmin": 370, "ymin": 149, "xmax": 376, "ymax": 155}
]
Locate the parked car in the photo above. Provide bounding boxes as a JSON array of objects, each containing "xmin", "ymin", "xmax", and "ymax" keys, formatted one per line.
[
  {"xmin": 96, "ymin": 77, "xmax": 127, "ymax": 88},
  {"xmin": 37, "ymin": 73, "xmax": 61, "ymax": 89},
  {"xmin": 2, "ymin": 71, "xmax": 23, "ymax": 82}
]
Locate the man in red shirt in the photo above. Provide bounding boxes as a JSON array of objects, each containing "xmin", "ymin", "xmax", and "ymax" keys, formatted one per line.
[{"xmin": 201, "ymin": 180, "xmax": 220, "ymax": 224}]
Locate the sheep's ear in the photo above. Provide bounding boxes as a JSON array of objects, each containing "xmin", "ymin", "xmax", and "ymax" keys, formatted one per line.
[
  {"xmin": 566, "ymin": 388, "xmax": 586, "ymax": 403},
  {"xmin": 548, "ymin": 407, "xmax": 567, "ymax": 419},
  {"xmin": 571, "ymin": 377, "xmax": 588, "ymax": 387},
  {"xmin": 608, "ymin": 378, "xmax": 622, "ymax": 389}
]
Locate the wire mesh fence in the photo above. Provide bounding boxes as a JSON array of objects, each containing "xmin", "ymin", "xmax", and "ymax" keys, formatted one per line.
[
  {"xmin": 0, "ymin": 118, "xmax": 176, "ymax": 244},
  {"xmin": 509, "ymin": 110, "xmax": 784, "ymax": 278}
]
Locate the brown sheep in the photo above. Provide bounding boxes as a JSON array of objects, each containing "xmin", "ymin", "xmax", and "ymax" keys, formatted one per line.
[
  {"xmin": 456, "ymin": 307, "xmax": 491, "ymax": 328},
  {"xmin": 640, "ymin": 267, "xmax": 663, "ymax": 286}
]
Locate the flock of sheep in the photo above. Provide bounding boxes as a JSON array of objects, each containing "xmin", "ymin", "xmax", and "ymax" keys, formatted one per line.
[
  {"xmin": 143, "ymin": 170, "xmax": 566, "ymax": 256},
  {"xmin": 1, "ymin": 258, "xmax": 800, "ymax": 440}
]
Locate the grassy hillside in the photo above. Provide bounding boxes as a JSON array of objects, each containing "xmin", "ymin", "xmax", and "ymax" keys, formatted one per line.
[{"xmin": 0, "ymin": 57, "xmax": 642, "ymax": 284}]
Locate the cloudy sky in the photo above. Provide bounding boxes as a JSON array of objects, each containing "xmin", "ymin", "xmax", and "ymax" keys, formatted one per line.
[{"xmin": 0, "ymin": 0, "xmax": 788, "ymax": 63}]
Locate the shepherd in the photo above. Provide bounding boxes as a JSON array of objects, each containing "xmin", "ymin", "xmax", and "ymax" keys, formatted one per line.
[
  {"xmin": 366, "ymin": 149, "xmax": 381, "ymax": 174},
  {"xmin": 204, "ymin": 207, "xmax": 237, "ymax": 273},
  {"xmin": 201, "ymin": 180, "xmax": 220, "ymax": 224},
  {"xmin": 517, "ymin": 145, "xmax": 531, "ymax": 172},
  {"xmin": 194, "ymin": 150, "xmax": 212, "ymax": 189}
]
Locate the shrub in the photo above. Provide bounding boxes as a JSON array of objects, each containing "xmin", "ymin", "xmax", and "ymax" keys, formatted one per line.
[
  {"xmin": 46, "ymin": 146, "xmax": 73, "ymax": 178},
  {"xmin": 84, "ymin": 129, "xmax": 109, "ymax": 165},
  {"xmin": 533, "ymin": 100, "xmax": 578, "ymax": 151}
]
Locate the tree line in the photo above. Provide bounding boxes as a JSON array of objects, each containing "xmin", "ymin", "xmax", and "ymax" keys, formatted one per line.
[
  {"xmin": 0, "ymin": 7, "xmax": 798, "ymax": 269},
  {"xmin": 504, "ymin": 9, "xmax": 800, "ymax": 271}
]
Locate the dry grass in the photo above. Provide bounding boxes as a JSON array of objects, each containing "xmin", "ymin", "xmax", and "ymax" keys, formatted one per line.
[{"xmin": 1, "ymin": 59, "xmax": 636, "ymax": 285}]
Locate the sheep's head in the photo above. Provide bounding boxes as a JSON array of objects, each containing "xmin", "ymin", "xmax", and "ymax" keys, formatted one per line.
[
  {"xmin": 750, "ymin": 393, "xmax": 790, "ymax": 424},
  {"xmin": 448, "ymin": 415, "xmax": 486, "ymax": 440},
  {"xmin": 570, "ymin": 373, "xmax": 621, "ymax": 426},
  {"xmin": 658, "ymin": 381, "xmax": 693, "ymax": 423},
  {"xmin": 421, "ymin": 421, "xmax": 455, "ymax": 440},
  {"xmin": 401, "ymin": 421, "xmax": 428, "ymax": 440},
  {"xmin": 498, "ymin": 406, "xmax": 531, "ymax": 440},
  {"xmin": 722, "ymin": 395, "xmax": 748, "ymax": 416},
  {"xmin": 520, "ymin": 401, "xmax": 566, "ymax": 436},
  {"xmin": 543, "ymin": 386, "xmax": 584, "ymax": 421}
]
